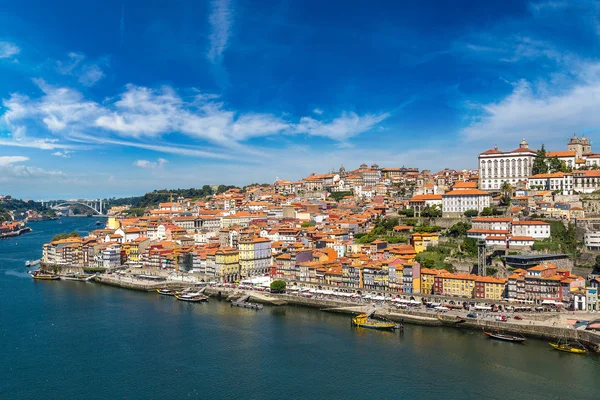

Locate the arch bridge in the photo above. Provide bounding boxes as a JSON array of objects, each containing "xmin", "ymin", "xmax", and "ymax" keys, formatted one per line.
[{"xmin": 42, "ymin": 199, "xmax": 105, "ymax": 216}]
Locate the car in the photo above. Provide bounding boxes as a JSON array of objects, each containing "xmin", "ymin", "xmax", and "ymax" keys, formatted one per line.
[{"xmin": 514, "ymin": 315, "xmax": 523, "ymax": 320}]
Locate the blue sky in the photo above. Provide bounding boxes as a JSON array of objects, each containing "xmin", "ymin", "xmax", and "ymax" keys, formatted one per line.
[{"xmin": 1, "ymin": 0, "xmax": 600, "ymax": 199}]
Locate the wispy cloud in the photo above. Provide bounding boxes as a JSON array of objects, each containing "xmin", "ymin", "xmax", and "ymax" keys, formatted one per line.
[
  {"xmin": 133, "ymin": 157, "xmax": 168, "ymax": 169},
  {"xmin": 462, "ymin": 61, "xmax": 600, "ymax": 144},
  {"xmin": 313, "ymin": 108, "xmax": 323, "ymax": 115},
  {"xmin": 0, "ymin": 155, "xmax": 65, "ymax": 181},
  {"xmin": 51, "ymin": 150, "xmax": 73, "ymax": 158},
  {"xmin": 207, "ymin": 0, "xmax": 233, "ymax": 62},
  {"xmin": 56, "ymin": 52, "xmax": 106, "ymax": 86},
  {"xmin": 0, "ymin": 41, "xmax": 20, "ymax": 59}
]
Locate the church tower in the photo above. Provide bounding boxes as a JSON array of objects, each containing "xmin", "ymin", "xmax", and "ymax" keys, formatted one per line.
[{"xmin": 568, "ymin": 134, "xmax": 583, "ymax": 159}]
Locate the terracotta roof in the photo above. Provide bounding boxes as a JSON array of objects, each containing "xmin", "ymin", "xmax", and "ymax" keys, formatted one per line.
[{"xmin": 443, "ymin": 189, "xmax": 490, "ymax": 196}]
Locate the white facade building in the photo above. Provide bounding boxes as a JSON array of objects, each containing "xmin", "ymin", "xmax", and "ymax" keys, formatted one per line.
[
  {"xmin": 584, "ymin": 232, "xmax": 600, "ymax": 251},
  {"xmin": 528, "ymin": 172, "xmax": 573, "ymax": 194},
  {"xmin": 478, "ymin": 139, "xmax": 536, "ymax": 191},
  {"xmin": 442, "ymin": 189, "xmax": 491, "ymax": 217},
  {"xmin": 511, "ymin": 221, "xmax": 551, "ymax": 239}
]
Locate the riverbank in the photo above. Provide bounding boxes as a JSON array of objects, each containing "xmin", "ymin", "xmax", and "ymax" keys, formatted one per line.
[
  {"xmin": 81, "ymin": 274, "xmax": 600, "ymax": 352},
  {"xmin": 0, "ymin": 227, "xmax": 32, "ymax": 239}
]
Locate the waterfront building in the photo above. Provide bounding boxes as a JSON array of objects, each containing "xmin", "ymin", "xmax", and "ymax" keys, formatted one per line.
[
  {"xmin": 216, "ymin": 247, "xmax": 240, "ymax": 282},
  {"xmin": 474, "ymin": 276, "xmax": 506, "ymax": 300},
  {"xmin": 420, "ymin": 268, "xmax": 440, "ymax": 295},
  {"xmin": 239, "ymin": 237, "xmax": 272, "ymax": 278}
]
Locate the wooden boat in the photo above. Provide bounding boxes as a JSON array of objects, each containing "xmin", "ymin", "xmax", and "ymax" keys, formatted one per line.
[
  {"xmin": 483, "ymin": 331, "xmax": 526, "ymax": 342},
  {"xmin": 156, "ymin": 288, "xmax": 176, "ymax": 296},
  {"xmin": 31, "ymin": 271, "xmax": 60, "ymax": 280},
  {"xmin": 352, "ymin": 313, "xmax": 399, "ymax": 330},
  {"xmin": 175, "ymin": 294, "xmax": 208, "ymax": 302},
  {"xmin": 437, "ymin": 314, "xmax": 467, "ymax": 325},
  {"xmin": 231, "ymin": 300, "xmax": 263, "ymax": 310},
  {"xmin": 549, "ymin": 342, "xmax": 587, "ymax": 354}
]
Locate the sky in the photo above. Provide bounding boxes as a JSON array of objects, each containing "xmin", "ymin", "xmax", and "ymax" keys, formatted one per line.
[{"xmin": 1, "ymin": 0, "xmax": 600, "ymax": 199}]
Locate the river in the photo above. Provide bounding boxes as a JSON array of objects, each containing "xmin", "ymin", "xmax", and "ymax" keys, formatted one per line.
[{"xmin": 1, "ymin": 217, "xmax": 598, "ymax": 399}]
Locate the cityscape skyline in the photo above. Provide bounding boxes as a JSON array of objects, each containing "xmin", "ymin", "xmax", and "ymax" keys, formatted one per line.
[{"xmin": 1, "ymin": 0, "xmax": 600, "ymax": 198}]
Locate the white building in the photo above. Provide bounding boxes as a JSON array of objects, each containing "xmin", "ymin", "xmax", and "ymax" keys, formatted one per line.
[
  {"xmin": 572, "ymin": 170, "xmax": 600, "ymax": 194},
  {"xmin": 478, "ymin": 139, "xmax": 536, "ymax": 191},
  {"xmin": 528, "ymin": 172, "xmax": 573, "ymax": 195},
  {"xmin": 584, "ymin": 232, "xmax": 600, "ymax": 251},
  {"xmin": 442, "ymin": 189, "xmax": 491, "ymax": 218},
  {"xmin": 511, "ymin": 221, "xmax": 550, "ymax": 239}
]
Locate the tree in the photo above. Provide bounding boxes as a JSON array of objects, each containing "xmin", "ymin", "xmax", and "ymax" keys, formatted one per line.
[
  {"xmin": 480, "ymin": 207, "xmax": 493, "ymax": 216},
  {"xmin": 464, "ymin": 209, "xmax": 479, "ymax": 218},
  {"xmin": 532, "ymin": 144, "xmax": 548, "ymax": 175},
  {"xmin": 301, "ymin": 221, "xmax": 315, "ymax": 228},
  {"xmin": 448, "ymin": 222, "xmax": 472, "ymax": 238},
  {"xmin": 270, "ymin": 280, "xmax": 287, "ymax": 293},
  {"xmin": 421, "ymin": 205, "xmax": 442, "ymax": 218},
  {"xmin": 595, "ymin": 255, "xmax": 600, "ymax": 268},
  {"xmin": 51, "ymin": 232, "xmax": 80, "ymax": 241},
  {"xmin": 461, "ymin": 237, "xmax": 478, "ymax": 256},
  {"xmin": 547, "ymin": 156, "xmax": 567, "ymax": 173}
]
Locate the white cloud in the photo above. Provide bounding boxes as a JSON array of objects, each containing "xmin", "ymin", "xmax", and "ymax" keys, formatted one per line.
[
  {"xmin": 0, "ymin": 41, "xmax": 20, "ymax": 59},
  {"xmin": 0, "ymin": 156, "xmax": 29, "ymax": 166},
  {"xmin": 133, "ymin": 158, "xmax": 168, "ymax": 169},
  {"xmin": 51, "ymin": 150, "xmax": 73, "ymax": 158},
  {"xmin": 313, "ymin": 108, "xmax": 324, "ymax": 115},
  {"xmin": 295, "ymin": 111, "xmax": 391, "ymax": 141},
  {"xmin": 1, "ymin": 81, "xmax": 390, "ymax": 159},
  {"xmin": 0, "ymin": 155, "xmax": 65, "ymax": 182},
  {"xmin": 462, "ymin": 61, "xmax": 600, "ymax": 145},
  {"xmin": 56, "ymin": 52, "xmax": 105, "ymax": 86},
  {"xmin": 207, "ymin": 0, "xmax": 233, "ymax": 62}
]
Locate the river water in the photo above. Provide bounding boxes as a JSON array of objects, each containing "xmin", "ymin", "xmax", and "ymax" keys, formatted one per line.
[{"xmin": 1, "ymin": 217, "xmax": 599, "ymax": 399}]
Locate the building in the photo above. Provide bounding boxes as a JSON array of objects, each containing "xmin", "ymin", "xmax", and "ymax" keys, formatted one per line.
[
  {"xmin": 478, "ymin": 139, "xmax": 536, "ymax": 191},
  {"xmin": 528, "ymin": 172, "xmax": 573, "ymax": 195},
  {"xmin": 216, "ymin": 247, "xmax": 240, "ymax": 282},
  {"xmin": 474, "ymin": 276, "xmax": 506, "ymax": 300},
  {"xmin": 410, "ymin": 232, "xmax": 439, "ymax": 253},
  {"xmin": 442, "ymin": 189, "xmax": 491, "ymax": 218},
  {"xmin": 511, "ymin": 220, "xmax": 550, "ymax": 239},
  {"xmin": 239, "ymin": 237, "xmax": 272, "ymax": 278},
  {"xmin": 584, "ymin": 232, "xmax": 600, "ymax": 251}
]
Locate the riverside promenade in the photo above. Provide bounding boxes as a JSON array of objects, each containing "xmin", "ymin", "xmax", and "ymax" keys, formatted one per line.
[{"xmin": 88, "ymin": 273, "xmax": 600, "ymax": 352}]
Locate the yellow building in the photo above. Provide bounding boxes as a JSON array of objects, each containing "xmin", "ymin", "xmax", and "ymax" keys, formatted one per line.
[
  {"xmin": 437, "ymin": 272, "xmax": 476, "ymax": 297},
  {"xmin": 410, "ymin": 232, "xmax": 439, "ymax": 254},
  {"xmin": 475, "ymin": 276, "xmax": 507, "ymax": 300},
  {"xmin": 420, "ymin": 268, "xmax": 440, "ymax": 295},
  {"xmin": 216, "ymin": 247, "xmax": 240, "ymax": 282}
]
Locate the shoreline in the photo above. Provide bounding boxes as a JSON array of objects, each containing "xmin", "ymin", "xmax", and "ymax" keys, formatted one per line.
[
  {"xmin": 76, "ymin": 274, "xmax": 600, "ymax": 352},
  {"xmin": 0, "ymin": 227, "xmax": 32, "ymax": 239}
]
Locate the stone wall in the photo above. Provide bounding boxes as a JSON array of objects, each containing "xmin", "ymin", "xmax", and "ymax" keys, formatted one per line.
[{"xmin": 581, "ymin": 194, "xmax": 600, "ymax": 217}]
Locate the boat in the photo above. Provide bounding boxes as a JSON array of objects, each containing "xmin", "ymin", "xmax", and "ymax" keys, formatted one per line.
[
  {"xmin": 437, "ymin": 314, "xmax": 466, "ymax": 325},
  {"xmin": 549, "ymin": 342, "xmax": 587, "ymax": 354},
  {"xmin": 175, "ymin": 293, "xmax": 208, "ymax": 302},
  {"xmin": 483, "ymin": 331, "xmax": 526, "ymax": 342},
  {"xmin": 352, "ymin": 313, "xmax": 400, "ymax": 330},
  {"xmin": 156, "ymin": 288, "xmax": 176, "ymax": 296},
  {"xmin": 231, "ymin": 300, "xmax": 263, "ymax": 310},
  {"xmin": 30, "ymin": 270, "xmax": 60, "ymax": 280}
]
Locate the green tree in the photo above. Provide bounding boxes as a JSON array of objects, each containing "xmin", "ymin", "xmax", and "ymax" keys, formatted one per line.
[
  {"xmin": 532, "ymin": 144, "xmax": 548, "ymax": 175},
  {"xmin": 270, "ymin": 280, "xmax": 287, "ymax": 293},
  {"xmin": 461, "ymin": 237, "xmax": 478, "ymax": 256},
  {"xmin": 301, "ymin": 221, "xmax": 315, "ymax": 228},
  {"xmin": 547, "ymin": 156, "xmax": 567, "ymax": 173},
  {"xmin": 464, "ymin": 209, "xmax": 479, "ymax": 218},
  {"xmin": 480, "ymin": 207, "xmax": 494, "ymax": 216},
  {"xmin": 51, "ymin": 232, "xmax": 81, "ymax": 241},
  {"xmin": 448, "ymin": 222, "xmax": 472, "ymax": 238},
  {"xmin": 421, "ymin": 205, "xmax": 442, "ymax": 218}
]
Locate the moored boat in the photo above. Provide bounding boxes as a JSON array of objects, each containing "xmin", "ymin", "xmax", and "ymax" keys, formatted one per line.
[
  {"xmin": 175, "ymin": 293, "xmax": 208, "ymax": 302},
  {"xmin": 483, "ymin": 331, "xmax": 526, "ymax": 342},
  {"xmin": 156, "ymin": 288, "xmax": 176, "ymax": 296},
  {"xmin": 30, "ymin": 270, "xmax": 60, "ymax": 280},
  {"xmin": 549, "ymin": 342, "xmax": 587, "ymax": 354},
  {"xmin": 437, "ymin": 314, "xmax": 466, "ymax": 325},
  {"xmin": 352, "ymin": 313, "xmax": 400, "ymax": 330}
]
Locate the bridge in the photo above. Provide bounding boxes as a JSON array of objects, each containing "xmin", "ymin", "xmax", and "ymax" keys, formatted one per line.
[{"xmin": 41, "ymin": 199, "xmax": 105, "ymax": 216}]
